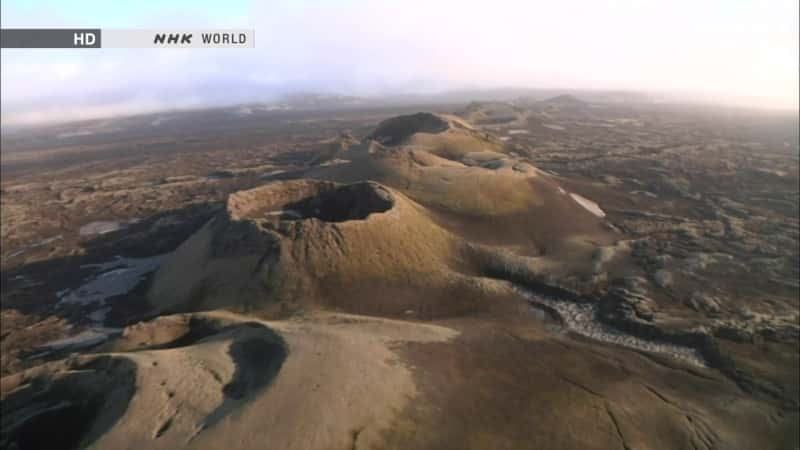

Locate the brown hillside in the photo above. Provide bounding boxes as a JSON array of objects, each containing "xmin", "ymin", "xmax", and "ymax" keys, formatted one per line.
[{"xmin": 148, "ymin": 179, "xmax": 503, "ymax": 318}]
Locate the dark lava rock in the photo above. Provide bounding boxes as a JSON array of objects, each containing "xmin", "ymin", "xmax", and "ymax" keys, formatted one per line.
[
  {"xmin": 368, "ymin": 113, "xmax": 449, "ymax": 146},
  {"xmin": 207, "ymin": 170, "xmax": 235, "ymax": 180}
]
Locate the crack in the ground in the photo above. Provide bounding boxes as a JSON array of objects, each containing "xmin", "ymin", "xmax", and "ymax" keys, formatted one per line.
[
  {"xmin": 686, "ymin": 414, "xmax": 717, "ymax": 450},
  {"xmin": 642, "ymin": 384, "xmax": 685, "ymax": 411},
  {"xmin": 642, "ymin": 384, "xmax": 718, "ymax": 450},
  {"xmin": 604, "ymin": 402, "xmax": 630, "ymax": 450},
  {"xmin": 556, "ymin": 373, "xmax": 604, "ymax": 398}
]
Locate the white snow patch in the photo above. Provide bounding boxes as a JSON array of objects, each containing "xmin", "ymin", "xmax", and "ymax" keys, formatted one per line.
[
  {"xmin": 261, "ymin": 170, "xmax": 286, "ymax": 179},
  {"xmin": 33, "ymin": 327, "xmax": 122, "ymax": 356},
  {"xmin": 41, "ymin": 329, "xmax": 108, "ymax": 350},
  {"xmin": 264, "ymin": 209, "xmax": 302, "ymax": 219},
  {"xmin": 6, "ymin": 248, "xmax": 26, "ymax": 258},
  {"xmin": 630, "ymin": 190, "xmax": 658, "ymax": 198},
  {"xmin": 31, "ymin": 235, "xmax": 63, "ymax": 247},
  {"xmin": 60, "ymin": 255, "xmax": 165, "ymax": 305},
  {"xmin": 319, "ymin": 158, "xmax": 351, "ymax": 167},
  {"xmin": 569, "ymin": 193, "xmax": 606, "ymax": 218},
  {"xmin": 79, "ymin": 221, "xmax": 122, "ymax": 236},
  {"xmin": 6, "ymin": 235, "xmax": 63, "ymax": 258}
]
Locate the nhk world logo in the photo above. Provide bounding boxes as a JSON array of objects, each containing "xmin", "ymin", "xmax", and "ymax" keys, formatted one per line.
[
  {"xmin": 1, "ymin": 29, "xmax": 254, "ymax": 48},
  {"xmin": 153, "ymin": 32, "xmax": 249, "ymax": 46}
]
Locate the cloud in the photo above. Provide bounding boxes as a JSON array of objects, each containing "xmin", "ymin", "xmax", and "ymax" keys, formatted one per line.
[{"xmin": 1, "ymin": 0, "xmax": 798, "ymax": 125}]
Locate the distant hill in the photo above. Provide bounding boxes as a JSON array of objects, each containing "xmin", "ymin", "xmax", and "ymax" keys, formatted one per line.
[
  {"xmin": 459, "ymin": 101, "xmax": 523, "ymax": 125},
  {"xmin": 276, "ymin": 92, "xmax": 366, "ymax": 109},
  {"xmin": 538, "ymin": 94, "xmax": 588, "ymax": 107}
]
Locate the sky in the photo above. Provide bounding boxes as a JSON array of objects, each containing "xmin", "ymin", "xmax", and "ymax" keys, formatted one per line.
[{"xmin": 1, "ymin": 0, "xmax": 798, "ymax": 125}]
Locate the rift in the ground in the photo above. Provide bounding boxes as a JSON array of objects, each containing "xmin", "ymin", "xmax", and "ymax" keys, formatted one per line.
[{"xmin": 1, "ymin": 95, "xmax": 798, "ymax": 450}]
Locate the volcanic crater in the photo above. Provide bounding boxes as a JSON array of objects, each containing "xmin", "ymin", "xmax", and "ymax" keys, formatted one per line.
[{"xmin": 228, "ymin": 180, "xmax": 395, "ymax": 224}]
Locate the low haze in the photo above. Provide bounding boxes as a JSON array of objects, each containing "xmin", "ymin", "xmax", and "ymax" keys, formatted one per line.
[{"xmin": 1, "ymin": 0, "xmax": 798, "ymax": 125}]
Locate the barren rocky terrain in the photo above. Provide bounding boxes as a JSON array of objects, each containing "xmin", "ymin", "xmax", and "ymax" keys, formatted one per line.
[{"xmin": 1, "ymin": 97, "xmax": 798, "ymax": 449}]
